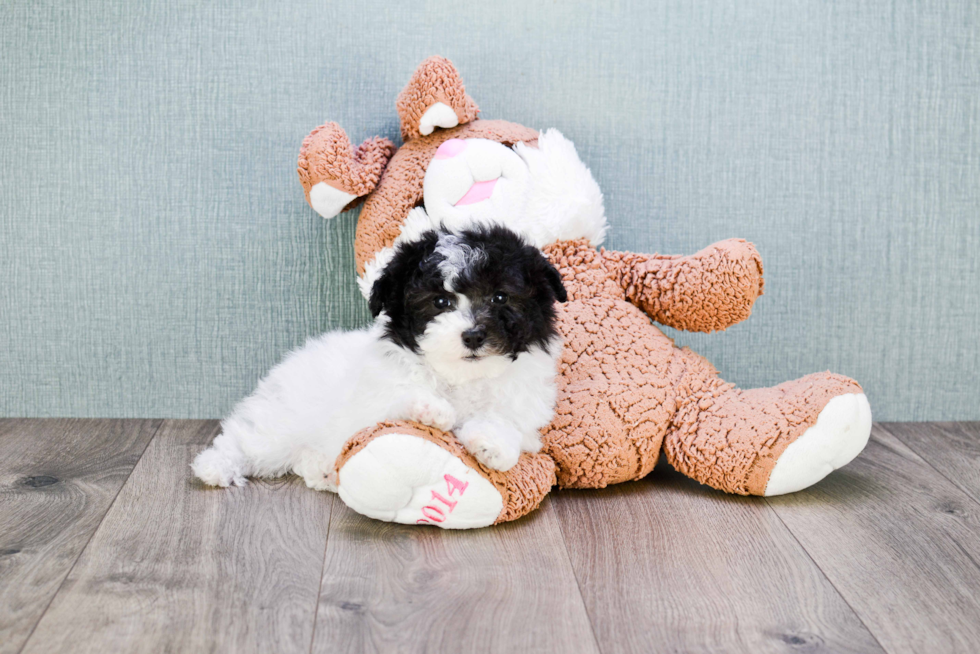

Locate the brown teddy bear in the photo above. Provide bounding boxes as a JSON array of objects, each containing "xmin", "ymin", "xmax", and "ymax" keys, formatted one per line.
[{"xmin": 296, "ymin": 57, "xmax": 872, "ymax": 529}]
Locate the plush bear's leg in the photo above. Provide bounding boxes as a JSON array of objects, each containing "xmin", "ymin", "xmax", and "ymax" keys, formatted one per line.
[
  {"xmin": 663, "ymin": 349, "xmax": 871, "ymax": 496},
  {"xmin": 334, "ymin": 421, "xmax": 555, "ymax": 529}
]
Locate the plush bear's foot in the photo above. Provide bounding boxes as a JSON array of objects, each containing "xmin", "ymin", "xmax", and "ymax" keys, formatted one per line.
[
  {"xmin": 340, "ymin": 432, "xmax": 502, "ymax": 528},
  {"xmin": 335, "ymin": 421, "xmax": 556, "ymax": 529},
  {"xmin": 664, "ymin": 366, "xmax": 873, "ymax": 496},
  {"xmin": 764, "ymin": 392, "xmax": 872, "ymax": 496}
]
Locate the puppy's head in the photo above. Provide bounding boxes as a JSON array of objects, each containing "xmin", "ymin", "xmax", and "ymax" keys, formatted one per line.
[{"xmin": 369, "ymin": 224, "xmax": 567, "ymax": 382}]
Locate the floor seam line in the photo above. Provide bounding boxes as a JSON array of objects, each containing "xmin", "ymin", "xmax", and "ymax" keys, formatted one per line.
[
  {"xmin": 552, "ymin": 495, "xmax": 605, "ymax": 654},
  {"xmin": 15, "ymin": 418, "xmax": 167, "ymax": 654},
  {"xmin": 762, "ymin": 497, "xmax": 889, "ymax": 654},
  {"xmin": 877, "ymin": 423, "xmax": 980, "ymax": 510},
  {"xmin": 308, "ymin": 493, "xmax": 335, "ymax": 654}
]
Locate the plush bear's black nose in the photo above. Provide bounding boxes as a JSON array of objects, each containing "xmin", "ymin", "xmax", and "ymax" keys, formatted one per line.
[{"xmin": 462, "ymin": 326, "xmax": 487, "ymax": 351}]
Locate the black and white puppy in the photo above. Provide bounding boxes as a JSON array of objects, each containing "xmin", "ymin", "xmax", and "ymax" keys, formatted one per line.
[{"xmin": 192, "ymin": 224, "xmax": 566, "ymax": 491}]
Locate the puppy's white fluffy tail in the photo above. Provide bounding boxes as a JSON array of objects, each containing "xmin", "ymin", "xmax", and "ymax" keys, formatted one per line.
[{"xmin": 191, "ymin": 433, "xmax": 249, "ymax": 487}]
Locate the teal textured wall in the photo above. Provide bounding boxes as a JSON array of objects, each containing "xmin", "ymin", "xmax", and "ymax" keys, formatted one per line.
[{"xmin": 2, "ymin": 0, "xmax": 978, "ymax": 420}]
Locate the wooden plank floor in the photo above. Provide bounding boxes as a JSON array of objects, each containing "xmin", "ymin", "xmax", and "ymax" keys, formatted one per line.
[
  {"xmin": 0, "ymin": 419, "xmax": 161, "ymax": 654},
  {"xmin": 1, "ymin": 420, "xmax": 979, "ymax": 653}
]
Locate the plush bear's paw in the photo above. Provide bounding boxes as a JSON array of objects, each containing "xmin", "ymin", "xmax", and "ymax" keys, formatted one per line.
[
  {"xmin": 406, "ymin": 396, "xmax": 457, "ymax": 432},
  {"xmin": 338, "ymin": 432, "xmax": 503, "ymax": 529},
  {"xmin": 765, "ymin": 393, "xmax": 872, "ymax": 496}
]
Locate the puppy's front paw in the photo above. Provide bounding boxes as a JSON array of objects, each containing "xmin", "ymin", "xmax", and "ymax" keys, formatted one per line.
[
  {"xmin": 470, "ymin": 439, "xmax": 520, "ymax": 472},
  {"xmin": 457, "ymin": 420, "xmax": 521, "ymax": 472},
  {"xmin": 407, "ymin": 397, "xmax": 457, "ymax": 432}
]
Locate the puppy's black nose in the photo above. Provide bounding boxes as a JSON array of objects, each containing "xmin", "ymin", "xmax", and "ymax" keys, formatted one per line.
[{"xmin": 461, "ymin": 326, "xmax": 487, "ymax": 350}]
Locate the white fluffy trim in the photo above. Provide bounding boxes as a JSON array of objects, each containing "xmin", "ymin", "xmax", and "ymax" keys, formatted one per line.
[{"xmin": 514, "ymin": 129, "xmax": 607, "ymax": 247}]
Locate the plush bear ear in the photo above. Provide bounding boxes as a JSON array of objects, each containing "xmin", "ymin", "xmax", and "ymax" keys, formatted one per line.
[
  {"xmin": 396, "ymin": 57, "xmax": 480, "ymax": 141},
  {"xmin": 297, "ymin": 123, "xmax": 396, "ymax": 219}
]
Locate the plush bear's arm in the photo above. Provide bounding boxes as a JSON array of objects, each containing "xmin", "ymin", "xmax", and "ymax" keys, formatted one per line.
[{"xmin": 608, "ymin": 238, "xmax": 764, "ymax": 332}]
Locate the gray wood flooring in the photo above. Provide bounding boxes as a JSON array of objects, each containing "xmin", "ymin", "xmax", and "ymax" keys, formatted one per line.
[{"xmin": 1, "ymin": 419, "xmax": 978, "ymax": 653}]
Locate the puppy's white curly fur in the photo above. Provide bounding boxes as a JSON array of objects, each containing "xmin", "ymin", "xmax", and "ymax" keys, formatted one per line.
[{"xmin": 192, "ymin": 320, "xmax": 559, "ymax": 490}]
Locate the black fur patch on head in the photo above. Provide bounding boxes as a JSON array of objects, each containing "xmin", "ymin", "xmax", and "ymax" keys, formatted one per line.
[
  {"xmin": 447, "ymin": 225, "xmax": 566, "ymax": 358},
  {"xmin": 369, "ymin": 224, "xmax": 567, "ymax": 357},
  {"xmin": 368, "ymin": 230, "xmax": 442, "ymax": 352}
]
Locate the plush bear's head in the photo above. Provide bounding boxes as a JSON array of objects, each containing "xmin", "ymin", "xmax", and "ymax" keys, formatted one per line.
[{"xmin": 297, "ymin": 57, "xmax": 608, "ymax": 298}]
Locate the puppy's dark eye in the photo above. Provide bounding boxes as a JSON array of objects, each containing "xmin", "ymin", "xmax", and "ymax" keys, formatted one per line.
[
  {"xmin": 433, "ymin": 296, "xmax": 454, "ymax": 310},
  {"xmin": 491, "ymin": 292, "xmax": 508, "ymax": 305}
]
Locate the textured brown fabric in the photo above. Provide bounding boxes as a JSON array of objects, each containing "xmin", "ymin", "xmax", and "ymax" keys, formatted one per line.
[
  {"xmin": 297, "ymin": 122, "xmax": 396, "ymax": 207},
  {"xmin": 538, "ymin": 240, "xmax": 860, "ymax": 495},
  {"xmin": 318, "ymin": 56, "xmax": 868, "ymax": 523},
  {"xmin": 608, "ymin": 239, "xmax": 765, "ymax": 333},
  {"xmin": 353, "ymin": 119, "xmax": 538, "ymax": 274},
  {"xmin": 336, "ymin": 420, "xmax": 556, "ymax": 524},
  {"xmin": 396, "ymin": 56, "xmax": 480, "ymax": 141},
  {"xmin": 540, "ymin": 241, "xmax": 673, "ymax": 488},
  {"xmin": 492, "ymin": 453, "xmax": 557, "ymax": 524}
]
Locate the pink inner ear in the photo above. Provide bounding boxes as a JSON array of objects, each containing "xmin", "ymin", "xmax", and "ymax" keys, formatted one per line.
[{"xmin": 455, "ymin": 178, "xmax": 498, "ymax": 206}]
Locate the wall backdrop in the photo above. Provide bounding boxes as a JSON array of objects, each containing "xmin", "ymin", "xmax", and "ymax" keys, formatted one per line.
[{"xmin": 2, "ymin": 0, "xmax": 978, "ymax": 420}]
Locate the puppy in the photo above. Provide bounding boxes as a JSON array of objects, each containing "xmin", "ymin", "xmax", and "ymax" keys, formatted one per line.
[{"xmin": 192, "ymin": 224, "xmax": 567, "ymax": 491}]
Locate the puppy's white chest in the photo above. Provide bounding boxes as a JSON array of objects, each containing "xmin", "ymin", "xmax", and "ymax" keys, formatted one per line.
[{"xmin": 443, "ymin": 379, "xmax": 497, "ymax": 421}]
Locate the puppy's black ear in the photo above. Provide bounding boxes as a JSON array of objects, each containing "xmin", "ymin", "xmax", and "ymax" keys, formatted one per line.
[
  {"xmin": 543, "ymin": 259, "xmax": 568, "ymax": 303},
  {"xmin": 368, "ymin": 269, "xmax": 395, "ymax": 318},
  {"xmin": 368, "ymin": 231, "xmax": 440, "ymax": 318}
]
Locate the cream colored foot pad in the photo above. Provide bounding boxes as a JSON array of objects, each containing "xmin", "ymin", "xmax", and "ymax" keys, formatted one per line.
[
  {"xmin": 338, "ymin": 432, "xmax": 502, "ymax": 529},
  {"xmin": 766, "ymin": 393, "xmax": 873, "ymax": 496}
]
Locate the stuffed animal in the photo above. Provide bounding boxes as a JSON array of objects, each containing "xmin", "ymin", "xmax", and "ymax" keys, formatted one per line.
[{"xmin": 296, "ymin": 57, "xmax": 872, "ymax": 529}]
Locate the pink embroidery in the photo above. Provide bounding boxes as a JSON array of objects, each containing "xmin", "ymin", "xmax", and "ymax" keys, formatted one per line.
[
  {"xmin": 417, "ymin": 474, "xmax": 470, "ymax": 525},
  {"xmin": 444, "ymin": 474, "xmax": 469, "ymax": 497},
  {"xmin": 430, "ymin": 489, "xmax": 457, "ymax": 511},
  {"xmin": 421, "ymin": 506, "xmax": 445, "ymax": 522}
]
